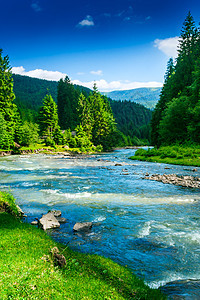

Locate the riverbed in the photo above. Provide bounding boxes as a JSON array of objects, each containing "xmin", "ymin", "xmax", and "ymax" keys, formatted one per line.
[{"xmin": 0, "ymin": 148, "xmax": 200, "ymax": 295}]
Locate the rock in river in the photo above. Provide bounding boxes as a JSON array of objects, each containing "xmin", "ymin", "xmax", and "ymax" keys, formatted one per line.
[
  {"xmin": 73, "ymin": 222, "xmax": 93, "ymax": 232},
  {"xmin": 39, "ymin": 212, "xmax": 60, "ymax": 230}
]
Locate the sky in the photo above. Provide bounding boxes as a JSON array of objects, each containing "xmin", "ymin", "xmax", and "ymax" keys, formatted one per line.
[{"xmin": 2, "ymin": 0, "xmax": 200, "ymax": 92}]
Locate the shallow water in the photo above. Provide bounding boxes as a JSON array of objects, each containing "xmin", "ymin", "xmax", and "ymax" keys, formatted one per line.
[{"xmin": 0, "ymin": 149, "xmax": 200, "ymax": 292}]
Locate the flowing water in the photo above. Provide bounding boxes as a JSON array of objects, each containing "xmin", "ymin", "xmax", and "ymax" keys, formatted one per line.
[{"xmin": 0, "ymin": 149, "xmax": 200, "ymax": 297}]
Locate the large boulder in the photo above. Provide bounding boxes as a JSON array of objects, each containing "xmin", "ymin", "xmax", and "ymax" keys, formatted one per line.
[
  {"xmin": 73, "ymin": 222, "xmax": 92, "ymax": 232},
  {"xmin": 39, "ymin": 212, "xmax": 60, "ymax": 230}
]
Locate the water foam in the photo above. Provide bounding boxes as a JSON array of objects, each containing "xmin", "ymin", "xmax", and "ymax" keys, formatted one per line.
[
  {"xmin": 138, "ymin": 221, "xmax": 152, "ymax": 238},
  {"xmin": 93, "ymin": 216, "xmax": 106, "ymax": 222}
]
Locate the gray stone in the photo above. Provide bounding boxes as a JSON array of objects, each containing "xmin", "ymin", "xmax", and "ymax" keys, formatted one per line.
[
  {"xmin": 144, "ymin": 173, "xmax": 200, "ymax": 189},
  {"xmin": 73, "ymin": 222, "xmax": 93, "ymax": 232},
  {"xmin": 51, "ymin": 210, "xmax": 62, "ymax": 217},
  {"xmin": 31, "ymin": 220, "xmax": 38, "ymax": 225},
  {"xmin": 16, "ymin": 205, "xmax": 25, "ymax": 216},
  {"xmin": 56, "ymin": 217, "xmax": 67, "ymax": 223},
  {"xmin": 39, "ymin": 212, "xmax": 60, "ymax": 230}
]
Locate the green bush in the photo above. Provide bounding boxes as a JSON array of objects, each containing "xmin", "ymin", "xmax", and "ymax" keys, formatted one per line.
[
  {"xmin": 16, "ymin": 121, "xmax": 39, "ymax": 146},
  {"xmin": 45, "ymin": 137, "xmax": 56, "ymax": 147}
]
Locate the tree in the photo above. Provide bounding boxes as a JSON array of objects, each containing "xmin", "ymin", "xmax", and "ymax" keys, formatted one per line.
[
  {"xmin": 57, "ymin": 76, "xmax": 80, "ymax": 130},
  {"xmin": 151, "ymin": 12, "xmax": 200, "ymax": 147},
  {"xmin": 38, "ymin": 94, "xmax": 61, "ymax": 142},
  {"xmin": 77, "ymin": 93, "xmax": 94, "ymax": 139},
  {"xmin": 159, "ymin": 96, "xmax": 190, "ymax": 145},
  {"xmin": 15, "ymin": 121, "xmax": 39, "ymax": 146},
  {"xmin": 151, "ymin": 58, "xmax": 175, "ymax": 146},
  {"xmin": 0, "ymin": 49, "xmax": 19, "ymax": 148},
  {"xmin": 0, "ymin": 114, "xmax": 13, "ymax": 150},
  {"xmin": 76, "ymin": 85, "xmax": 120, "ymax": 150}
]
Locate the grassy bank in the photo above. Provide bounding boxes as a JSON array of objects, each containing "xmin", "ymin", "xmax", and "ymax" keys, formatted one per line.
[
  {"xmin": 0, "ymin": 143, "xmax": 100, "ymax": 156},
  {"xmin": 0, "ymin": 192, "xmax": 164, "ymax": 299},
  {"xmin": 129, "ymin": 145, "xmax": 200, "ymax": 167}
]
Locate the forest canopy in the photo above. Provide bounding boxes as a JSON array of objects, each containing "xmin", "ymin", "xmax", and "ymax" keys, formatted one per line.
[{"xmin": 151, "ymin": 12, "xmax": 200, "ymax": 147}]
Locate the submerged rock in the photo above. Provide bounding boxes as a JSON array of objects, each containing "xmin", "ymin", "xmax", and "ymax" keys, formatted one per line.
[
  {"xmin": 56, "ymin": 217, "xmax": 67, "ymax": 223},
  {"xmin": 73, "ymin": 222, "xmax": 93, "ymax": 232},
  {"xmin": 39, "ymin": 212, "xmax": 60, "ymax": 230}
]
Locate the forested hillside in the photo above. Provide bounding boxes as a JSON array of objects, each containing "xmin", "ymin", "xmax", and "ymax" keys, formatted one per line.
[
  {"xmin": 11, "ymin": 73, "xmax": 152, "ymax": 144},
  {"xmin": 105, "ymin": 87, "xmax": 161, "ymax": 109},
  {"xmin": 110, "ymin": 100, "xmax": 152, "ymax": 143},
  {"xmin": 0, "ymin": 51, "xmax": 123, "ymax": 151},
  {"xmin": 151, "ymin": 12, "xmax": 200, "ymax": 147},
  {"xmin": 12, "ymin": 74, "xmax": 91, "ymax": 122}
]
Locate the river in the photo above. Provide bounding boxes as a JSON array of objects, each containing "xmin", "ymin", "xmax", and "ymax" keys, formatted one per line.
[{"xmin": 0, "ymin": 149, "xmax": 200, "ymax": 297}]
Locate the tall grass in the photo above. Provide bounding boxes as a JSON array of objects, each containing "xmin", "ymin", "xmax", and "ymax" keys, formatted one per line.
[{"xmin": 129, "ymin": 145, "xmax": 200, "ymax": 167}]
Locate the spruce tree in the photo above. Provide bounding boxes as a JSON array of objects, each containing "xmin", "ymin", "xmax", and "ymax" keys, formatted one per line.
[
  {"xmin": 38, "ymin": 94, "xmax": 61, "ymax": 142},
  {"xmin": 151, "ymin": 12, "xmax": 200, "ymax": 147},
  {"xmin": 0, "ymin": 49, "xmax": 19, "ymax": 149},
  {"xmin": 57, "ymin": 76, "xmax": 80, "ymax": 130},
  {"xmin": 151, "ymin": 58, "xmax": 175, "ymax": 146}
]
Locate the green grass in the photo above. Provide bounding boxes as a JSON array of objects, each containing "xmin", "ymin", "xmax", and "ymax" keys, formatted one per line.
[
  {"xmin": 0, "ymin": 193, "xmax": 165, "ymax": 299},
  {"xmin": 129, "ymin": 145, "xmax": 200, "ymax": 167},
  {"xmin": 13, "ymin": 143, "xmax": 100, "ymax": 155}
]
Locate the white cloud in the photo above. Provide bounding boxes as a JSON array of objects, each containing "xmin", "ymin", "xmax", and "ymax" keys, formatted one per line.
[
  {"xmin": 90, "ymin": 70, "xmax": 103, "ymax": 76},
  {"xmin": 72, "ymin": 79, "xmax": 163, "ymax": 92},
  {"xmin": 12, "ymin": 66, "xmax": 163, "ymax": 92},
  {"xmin": 154, "ymin": 36, "xmax": 179, "ymax": 57},
  {"xmin": 31, "ymin": 1, "xmax": 42, "ymax": 12},
  {"xmin": 78, "ymin": 15, "xmax": 94, "ymax": 27},
  {"xmin": 12, "ymin": 66, "xmax": 66, "ymax": 81}
]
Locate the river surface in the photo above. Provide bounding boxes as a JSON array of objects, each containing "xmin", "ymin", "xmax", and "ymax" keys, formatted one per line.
[{"xmin": 0, "ymin": 149, "xmax": 200, "ymax": 295}]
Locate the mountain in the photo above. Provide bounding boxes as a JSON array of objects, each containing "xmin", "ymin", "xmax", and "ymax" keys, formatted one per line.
[
  {"xmin": 12, "ymin": 74, "xmax": 91, "ymax": 110},
  {"xmin": 104, "ymin": 87, "xmax": 162, "ymax": 109},
  {"xmin": 12, "ymin": 74, "xmax": 152, "ymax": 142}
]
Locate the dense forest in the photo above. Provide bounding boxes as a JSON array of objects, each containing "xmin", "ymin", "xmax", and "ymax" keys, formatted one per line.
[
  {"xmin": 110, "ymin": 100, "xmax": 152, "ymax": 144},
  {"xmin": 151, "ymin": 12, "xmax": 200, "ymax": 147},
  {"xmin": 0, "ymin": 46, "xmax": 154, "ymax": 152},
  {"xmin": 11, "ymin": 73, "xmax": 152, "ymax": 145}
]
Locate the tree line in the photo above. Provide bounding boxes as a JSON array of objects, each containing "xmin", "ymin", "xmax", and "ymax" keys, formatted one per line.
[
  {"xmin": 0, "ymin": 51, "xmax": 126, "ymax": 151},
  {"xmin": 151, "ymin": 12, "xmax": 200, "ymax": 147}
]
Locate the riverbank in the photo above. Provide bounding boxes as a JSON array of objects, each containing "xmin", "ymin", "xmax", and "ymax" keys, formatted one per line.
[
  {"xmin": 0, "ymin": 144, "xmax": 95, "ymax": 157},
  {"xmin": 0, "ymin": 191, "xmax": 164, "ymax": 299},
  {"xmin": 129, "ymin": 145, "xmax": 200, "ymax": 167}
]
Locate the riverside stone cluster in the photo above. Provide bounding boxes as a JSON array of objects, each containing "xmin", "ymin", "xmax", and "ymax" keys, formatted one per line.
[
  {"xmin": 31, "ymin": 210, "xmax": 93, "ymax": 231},
  {"xmin": 144, "ymin": 173, "xmax": 200, "ymax": 189}
]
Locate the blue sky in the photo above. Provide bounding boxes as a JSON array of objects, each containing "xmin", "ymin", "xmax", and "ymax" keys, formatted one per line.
[{"xmin": 2, "ymin": 0, "xmax": 200, "ymax": 91}]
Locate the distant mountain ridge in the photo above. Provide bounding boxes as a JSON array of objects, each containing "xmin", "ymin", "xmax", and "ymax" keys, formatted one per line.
[
  {"xmin": 104, "ymin": 87, "xmax": 162, "ymax": 109},
  {"xmin": 12, "ymin": 74, "xmax": 91, "ymax": 109}
]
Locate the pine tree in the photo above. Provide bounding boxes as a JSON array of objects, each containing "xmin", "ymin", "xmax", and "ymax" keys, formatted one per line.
[
  {"xmin": 77, "ymin": 93, "xmax": 94, "ymax": 139},
  {"xmin": 0, "ymin": 49, "xmax": 19, "ymax": 149},
  {"xmin": 151, "ymin": 12, "xmax": 200, "ymax": 147},
  {"xmin": 38, "ymin": 94, "xmax": 61, "ymax": 141},
  {"xmin": 151, "ymin": 58, "xmax": 175, "ymax": 146},
  {"xmin": 57, "ymin": 76, "xmax": 80, "ymax": 130}
]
